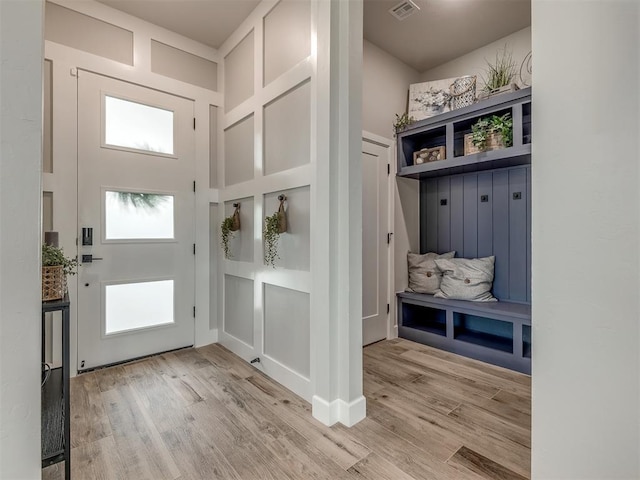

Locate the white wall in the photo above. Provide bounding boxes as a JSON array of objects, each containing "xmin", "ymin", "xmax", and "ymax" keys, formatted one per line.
[
  {"xmin": 421, "ymin": 27, "xmax": 531, "ymax": 90},
  {"xmin": 362, "ymin": 40, "xmax": 419, "ymax": 139},
  {"xmin": 0, "ymin": 1, "xmax": 44, "ymax": 478},
  {"xmin": 361, "ymin": 41, "xmax": 421, "ymax": 298},
  {"xmin": 531, "ymin": 1, "xmax": 639, "ymax": 478}
]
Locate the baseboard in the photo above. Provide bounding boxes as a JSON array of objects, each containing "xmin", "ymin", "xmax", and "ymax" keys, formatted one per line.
[
  {"xmin": 194, "ymin": 328, "xmax": 218, "ymax": 348},
  {"xmin": 312, "ymin": 394, "xmax": 366, "ymax": 427}
]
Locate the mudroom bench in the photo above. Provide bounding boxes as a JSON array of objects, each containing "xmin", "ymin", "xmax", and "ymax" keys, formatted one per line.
[{"xmin": 397, "ymin": 292, "xmax": 531, "ymax": 374}]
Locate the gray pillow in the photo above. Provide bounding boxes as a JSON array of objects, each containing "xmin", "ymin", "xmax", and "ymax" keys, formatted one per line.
[
  {"xmin": 406, "ymin": 251, "xmax": 456, "ymax": 294},
  {"xmin": 434, "ymin": 256, "xmax": 497, "ymax": 302}
]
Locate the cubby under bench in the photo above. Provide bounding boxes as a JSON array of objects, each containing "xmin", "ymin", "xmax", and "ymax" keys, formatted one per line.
[{"xmin": 397, "ymin": 292, "xmax": 531, "ymax": 374}]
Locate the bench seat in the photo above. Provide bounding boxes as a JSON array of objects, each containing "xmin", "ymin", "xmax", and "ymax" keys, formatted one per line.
[{"xmin": 396, "ymin": 292, "xmax": 531, "ymax": 374}]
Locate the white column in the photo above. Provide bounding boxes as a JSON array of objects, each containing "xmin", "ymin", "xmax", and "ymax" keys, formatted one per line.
[
  {"xmin": 311, "ymin": 0, "xmax": 365, "ymax": 427},
  {"xmin": 532, "ymin": 1, "xmax": 640, "ymax": 478},
  {"xmin": 0, "ymin": 0, "xmax": 44, "ymax": 478}
]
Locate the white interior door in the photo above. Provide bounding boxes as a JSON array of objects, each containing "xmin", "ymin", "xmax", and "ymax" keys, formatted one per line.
[
  {"xmin": 77, "ymin": 71, "xmax": 195, "ymax": 371},
  {"xmin": 362, "ymin": 140, "xmax": 390, "ymax": 346}
]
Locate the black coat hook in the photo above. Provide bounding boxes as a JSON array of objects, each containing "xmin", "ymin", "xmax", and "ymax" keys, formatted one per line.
[
  {"xmin": 233, "ymin": 202, "xmax": 240, "ymax": 208},
  {"xmin": 277, "ymin": 195, "xmax": 286, "ymax": 202}
]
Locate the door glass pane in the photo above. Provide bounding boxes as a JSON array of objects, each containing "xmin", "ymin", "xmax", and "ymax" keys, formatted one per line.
[
  {"xmin": 105, "ymin": 191, "xmax": 174, "ymax": 240},
  {"xmin": 105, "ymin": 280, "xmax": 174, "ymax": 334},
  {"xmin": 104, "ymin": 95, "xmax": 174, "ymax": 154}
]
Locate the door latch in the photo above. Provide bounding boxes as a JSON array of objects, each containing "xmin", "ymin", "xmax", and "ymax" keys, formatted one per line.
[{"xmin": 82, "ymin": 254, "xmax": 103, "ymax": 263}]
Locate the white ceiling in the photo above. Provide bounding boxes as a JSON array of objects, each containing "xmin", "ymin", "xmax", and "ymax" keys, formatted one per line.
[{"xmin": 95, "ymin": 0, "xmax": 531, "ymax": 72}]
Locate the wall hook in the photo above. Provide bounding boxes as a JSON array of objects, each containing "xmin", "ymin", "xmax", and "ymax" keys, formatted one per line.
[
  {"xmin": 277, "ymin": 194, "xmax": 286, "ymax": 202},
  {"xmin": 233, "ymin": 202, "xmax": 240, "ymax": 208}
]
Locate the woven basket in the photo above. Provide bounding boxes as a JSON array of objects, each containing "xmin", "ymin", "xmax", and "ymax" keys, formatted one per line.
[
  {"xmin": 464, "ymin": 132, "xmax": 506, "ymax": 156},
  {"xmin": 42, "ymin": 265, "xmax": 65, "ymax": 301}
]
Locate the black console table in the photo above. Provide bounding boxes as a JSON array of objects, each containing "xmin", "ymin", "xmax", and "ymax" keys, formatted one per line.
[{"xmin": 42, "ymin": 296, "xmax": 70, "ymax": 480}]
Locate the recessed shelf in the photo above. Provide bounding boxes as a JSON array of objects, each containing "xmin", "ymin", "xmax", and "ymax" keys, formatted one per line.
[
  {"xmin": 523, "ymin": 324, "xmax": 532, "ymax": 359},
  {"xmin": 396, "ymin": 88, "xmax": 531, "ymax": 179},
  {"xmin": 453, "ymin": 313, "xmax": 513, "ymax": 354},
  {"xmin": 401, "ymin": 302, "xmax": 446, "ymax": 336}
]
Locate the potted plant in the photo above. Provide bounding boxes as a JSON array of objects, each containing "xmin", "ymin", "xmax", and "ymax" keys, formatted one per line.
[
  {"xmin": 393, "ymin": 112, "xmax": 415, "ymax": 134},
  {"xmin": 263, "ymin": 195, "xmax": 287, "ymax": 268},
  {"xmin": 480, "ymin": 46, "xmax": 518, "ymax": 98},
  {"xmin": 466, "ymin": 113, "xmax": 513, "ymax": 154},
  {"xmin": 221, "ymin": 203, "xmax": 241, "ymax": 259},
  {"xmin": 42, "ymin": 243, "xmax": 77, "ymax": 301}
]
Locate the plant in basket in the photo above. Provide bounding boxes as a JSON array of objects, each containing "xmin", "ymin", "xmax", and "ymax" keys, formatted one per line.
[
  {"xmin": 469, "ymin": 113, "xmax": 513, "ymax": 153},
  {"xmin": 42, "ymin": 244, "xmax": 77, "ymax": 301}
]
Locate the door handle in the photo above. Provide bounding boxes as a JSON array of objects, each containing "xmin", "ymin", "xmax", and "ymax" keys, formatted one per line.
[{"xmin": 82, "ymin": 254, "xmax": 103, "ymax": 263}]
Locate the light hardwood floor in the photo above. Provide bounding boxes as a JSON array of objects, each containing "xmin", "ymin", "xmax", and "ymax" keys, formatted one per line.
[{"xmin": 43, "ymin": 338, "xmax": 531, "ymax": 480}]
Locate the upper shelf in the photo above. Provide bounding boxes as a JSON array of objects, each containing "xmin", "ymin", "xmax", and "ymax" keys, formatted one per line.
[{"xmin": 396, "ymin": 87, "xmax": 532, "ymax": 179}]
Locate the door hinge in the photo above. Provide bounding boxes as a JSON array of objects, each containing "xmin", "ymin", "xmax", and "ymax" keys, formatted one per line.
[
  {"xmin": 193, "ymin": 306, "xmax": 196, "ymax": 318},
  {"xmin": 193, "ymin": 118, "xmax": 196, "ymax": 130},
  {"xmin": 193, "ymin": 243, "xmax": 196, "ymax": 255},
  {"xmin": 387, "ymin": 303, "xmax": 390, "ymax": 314},
  {"xmin": 387, "ymin": 163, "xmax": 390, "ymax": 175},
  {"xmin": 387, "ymin": 232, "xmax": 393, "ymax": 244},
  {"xmin": 193, "ymin": 180, "xmax": 196, "ymax": 192},
  {"xmin": 70, "ymin": 68, "xmax": 78, "ymax": 77}
]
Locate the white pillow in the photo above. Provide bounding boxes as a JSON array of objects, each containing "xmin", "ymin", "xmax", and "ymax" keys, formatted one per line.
[
  {"xmin": 406, "ymin": 251, "xmax": 455, "ymax": 294},
  {"xmin": 434, "ymin": 256, "xmax": 497, "ymax": 302}
]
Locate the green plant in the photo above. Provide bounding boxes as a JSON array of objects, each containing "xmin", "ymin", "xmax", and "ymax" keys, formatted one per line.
[
  {"xmin": 42, "ymin": 244, "xmax": 77, "ymax": 276},
  {"xmin": 220, "ymin": 216, "xmax": 235, "ymax": 259},
  {"xmin": 482, "ymin": 46, "xmax": 517, "ymax": 93},
  {"xmin": 471, "ymin": 113, "xmax": 513, "ymax": 151},
  {"xmin": 393, "ymin": 112, "xmax": 415, "ymax": 133},
  {"xmin": 263, "ymin": 213, "xmax": 281, "ymax": 268},
  {"xmin": 116, "ymin": 192, "xmax": 166, "ymax": 209}
]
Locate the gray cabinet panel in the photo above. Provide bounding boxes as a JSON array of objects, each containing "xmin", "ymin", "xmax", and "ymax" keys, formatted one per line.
[
  {"xmin": 437, "ymin": 178, "xmax": 450, "ymax": 253},
  {"xmin": 492, "ymin": 170, "xmax": 509, "ymax": 300},
  {"xmin": 477, "ymin": 173, "xmax": 493, "ymax": 258},
  {"xmin": 422, "ymin": 179, "xmax": 438, "ymax": 253},
  {"xmin": 450, "ymin": 176, "xmax": 464, "ymax": 256},
  {"xmin": 526, "ymin": 168, "xmax": 532, "ymax": 303},
  {"xmin": 419, "ymin": 165, "xmax": 531, "ymax": 303},
  {"xmin": 509, "ymin": 168, "xmax": 528, "ymax": 302},
  {"xmin": 463, "ymin": 175, "xmax": 478, "ymax": 258}
]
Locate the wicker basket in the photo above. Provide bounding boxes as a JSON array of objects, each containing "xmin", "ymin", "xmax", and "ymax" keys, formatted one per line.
[
  {"xmin": 42, "ymin": 265, "xmax": 65, "ymax": 301},
  {"xmin": 464, "ymin": 132, "xmax": 506, "ymax": 156}
]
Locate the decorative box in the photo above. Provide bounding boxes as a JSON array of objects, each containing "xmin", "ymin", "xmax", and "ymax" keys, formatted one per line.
[{"xmin": 413, "ymin": 146, "xmax": 446, "ymax": 165}]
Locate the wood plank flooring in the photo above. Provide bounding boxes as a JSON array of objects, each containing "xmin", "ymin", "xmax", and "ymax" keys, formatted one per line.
[{"xmin": 43, "ymin": 338, "xmax": 531, "ymax": 480}]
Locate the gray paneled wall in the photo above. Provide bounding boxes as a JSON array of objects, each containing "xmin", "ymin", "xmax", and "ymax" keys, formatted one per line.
[
  {"xmin": 224, "ymin": 30, "xmax": 254, "ymax": 112},
  {"xmin": 263, "ymin": 283, "xmax": 310, "ymax": 378},
  {"xmin": 420, "ymin": 166, "xmax": 531, "ymax": 303},
  {"xmin": 263, "ymin": 80, "xmax": 311, "ymax": 176},
  {"xmin": 224, "ymin": 115, "xmax": 254, "ymax": 186},
  {"xmin": 224, "ymin": 274, "xmax": 254, "ymax": 346},
  {"xmin": 263, "ymin": 0, "xmax": 311, "ymax": 86}
]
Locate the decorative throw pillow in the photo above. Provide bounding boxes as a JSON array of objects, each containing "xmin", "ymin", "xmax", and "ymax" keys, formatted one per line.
[
  {"xmin": 406, "ymin": 251, "xmax": 456, "ymax": 294},
  {"xmin": 434, "ymin": 256, "xmax": 497, "ymax": 302}
]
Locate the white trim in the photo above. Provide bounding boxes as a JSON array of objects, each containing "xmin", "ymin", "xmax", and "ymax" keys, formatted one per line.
[
  {"xmin": 312, "ymin": 394, "xmax": 367, "ymax": 427},
  {"xmin": 362, "ymin": 131, "xmax": 397, "ymax": 340}
]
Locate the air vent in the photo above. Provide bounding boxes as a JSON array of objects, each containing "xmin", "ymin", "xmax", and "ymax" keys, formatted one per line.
[{"xmin": 389, "ymin": 0, "xmax": 420, "ymax": 21}]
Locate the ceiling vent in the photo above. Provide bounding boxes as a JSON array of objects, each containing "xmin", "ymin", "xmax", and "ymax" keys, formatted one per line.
[{"xmin": 388, "ymin": 0, "xmax": 420, "ymax": 21}]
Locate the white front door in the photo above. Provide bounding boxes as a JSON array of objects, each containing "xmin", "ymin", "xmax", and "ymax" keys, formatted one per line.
[
  {"xmin": 362, "ymin": 140, "xmax": 390, "ymax": 346},
  {"xmin": 77, "ymin": 71, "xmax": 196, "ymax": 371}
]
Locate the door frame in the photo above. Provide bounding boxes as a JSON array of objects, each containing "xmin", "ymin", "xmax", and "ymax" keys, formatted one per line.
[
  {"xmin": 44, "ymin": 27, "xmax": 221, "ymax": 376},
  {"xmin": 362, "ymin": 131, "xmax": 396, "ymax": 340}
]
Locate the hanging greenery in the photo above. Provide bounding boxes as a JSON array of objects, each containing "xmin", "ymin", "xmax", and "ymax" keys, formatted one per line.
[
  {"xmin": 220, "ymin": 204, "xmax": 241, "ymax": 259},
  {"xmin": 263, "ymin": 196, "xmax": 287, "ymax": 268}
]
